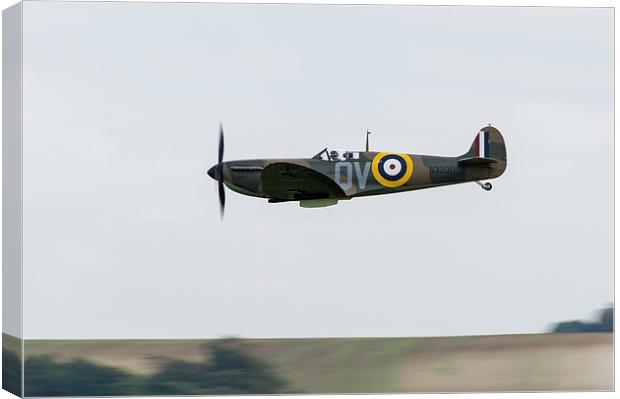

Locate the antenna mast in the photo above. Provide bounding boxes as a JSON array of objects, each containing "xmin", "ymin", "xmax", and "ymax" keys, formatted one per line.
[{"xmin": 366, "ymin": 129, "xmax": 371, "ymax": 151}]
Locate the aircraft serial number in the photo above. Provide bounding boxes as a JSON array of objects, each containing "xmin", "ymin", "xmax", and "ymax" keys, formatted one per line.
[{"xmin": 429, "ymin": 166, "xmax": 455, "ymax": 174}]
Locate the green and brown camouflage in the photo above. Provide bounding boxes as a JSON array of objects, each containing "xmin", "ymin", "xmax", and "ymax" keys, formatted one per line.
[{"xmin": 207, "ymin": 126, "xmax": 506, "ymax": 208}]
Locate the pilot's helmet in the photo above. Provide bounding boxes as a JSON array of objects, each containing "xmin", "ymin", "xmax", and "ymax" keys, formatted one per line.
[{"xmin": 329, "ymin": 150, "xmax": 340, "ymax": 160}]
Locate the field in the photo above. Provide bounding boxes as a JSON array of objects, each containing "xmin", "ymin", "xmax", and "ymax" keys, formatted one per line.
[
  {"xmin": 22, "ymin": 332, "xmax": 613, "ymax": 393},
  {"xmin": 2, "ymin": 333, "xmax": 22, "ymax": 396}
]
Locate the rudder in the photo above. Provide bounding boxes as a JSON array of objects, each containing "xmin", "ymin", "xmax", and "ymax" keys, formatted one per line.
[{"xmin": 459, "ymin": 126, "xmax": 507, "ymax": 178}]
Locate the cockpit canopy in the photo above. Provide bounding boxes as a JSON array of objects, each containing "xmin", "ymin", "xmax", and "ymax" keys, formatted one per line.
[{"xmin": 312, "ymin": 148, "xmax": 361, "ymax": 161}]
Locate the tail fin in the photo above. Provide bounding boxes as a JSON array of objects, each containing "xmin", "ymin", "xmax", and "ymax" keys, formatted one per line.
[{"xmin": 459, "ymin": 126, "xmax": 507, "ymax": 177}]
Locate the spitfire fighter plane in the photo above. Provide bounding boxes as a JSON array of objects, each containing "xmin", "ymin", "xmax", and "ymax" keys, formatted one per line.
[{"xmin": 207, "ymin": 125, "xmax": 506, "ymax": 214}]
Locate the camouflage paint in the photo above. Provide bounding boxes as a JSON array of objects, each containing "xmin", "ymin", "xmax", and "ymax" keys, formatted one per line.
[{"xmin": 212, "ymin": 126, "xmax": 507, "ymax": 205}]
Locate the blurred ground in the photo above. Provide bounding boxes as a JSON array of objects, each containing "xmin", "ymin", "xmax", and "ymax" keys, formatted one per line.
[
  {"xmin": 2, "ymin": 334, "xmax": 23, "ymax": 396},
  {"xmin": 24, "ymin": 333, "xmax": 613, "ymax": 393}
]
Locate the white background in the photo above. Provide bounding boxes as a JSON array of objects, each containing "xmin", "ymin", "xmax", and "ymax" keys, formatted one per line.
[{"xmin": 19, "ymin": 0, "xmax": 614, "ymax": 339}]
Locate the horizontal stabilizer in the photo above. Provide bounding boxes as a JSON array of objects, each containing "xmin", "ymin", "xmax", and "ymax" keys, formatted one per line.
[{"xmin": 458, "ymin": 157, "xmax": 498, "ymax": 166}]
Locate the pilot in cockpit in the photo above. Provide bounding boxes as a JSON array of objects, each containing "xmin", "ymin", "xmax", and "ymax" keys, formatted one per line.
[{"xmin": 329, "ymin": 150, "xmax": 341, "ymax": 161}]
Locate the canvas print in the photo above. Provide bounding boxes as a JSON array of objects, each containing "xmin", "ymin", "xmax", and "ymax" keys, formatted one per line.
[{"xmin": 2, "ymin": 1, "xmax": 614, "ymax": 396}]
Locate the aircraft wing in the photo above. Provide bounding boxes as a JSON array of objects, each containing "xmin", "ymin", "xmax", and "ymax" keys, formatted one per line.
[{"xmin": 261, "ymin": 162, "xmax": 346, "ymax": 200}]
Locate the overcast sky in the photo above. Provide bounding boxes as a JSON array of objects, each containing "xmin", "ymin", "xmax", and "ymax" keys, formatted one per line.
[{"xmin": 21, "ymin": 2, "xmax": 613, "ymax": 339}]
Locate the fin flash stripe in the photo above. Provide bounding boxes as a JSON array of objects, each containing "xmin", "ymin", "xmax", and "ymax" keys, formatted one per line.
[
  {"xmin": 371, "ymin": 152, "xmax": 413, "ymax": 187},
  {"xmin": 477, "ymin": 130, "xmax": 489, "ymax": 158}
]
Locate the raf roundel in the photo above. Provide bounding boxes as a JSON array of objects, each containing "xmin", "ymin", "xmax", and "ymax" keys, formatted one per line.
[{"xmin": 371, "ymin": 152, "xmax": 413, "ymax": 187}]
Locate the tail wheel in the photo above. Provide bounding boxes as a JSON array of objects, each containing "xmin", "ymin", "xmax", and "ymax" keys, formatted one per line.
[{"xmin": 483, "ymin": 183, "xmax": 492, "ymax": 191}]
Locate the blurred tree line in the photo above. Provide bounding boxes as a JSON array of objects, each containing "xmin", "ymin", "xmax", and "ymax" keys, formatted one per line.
[
  {"xmin": 2, "ymin": 349, "xmax": 21, "ymax": 396},
  {"xmin": 552, "ymin": 305, "xmax": 614, "ymax": 333},
  {"xmin": 23, "ymin": 339, "xmax": 285, "ymax": 396}
]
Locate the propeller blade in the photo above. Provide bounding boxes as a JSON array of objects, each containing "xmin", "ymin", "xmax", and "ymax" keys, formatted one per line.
[
  {"xmin": 218, "ymin": 181, "xmax": 226, "ymax": 218},
  {"xmin": 218, "ymin": 123, "xmax": 224, "ymax": 165}
]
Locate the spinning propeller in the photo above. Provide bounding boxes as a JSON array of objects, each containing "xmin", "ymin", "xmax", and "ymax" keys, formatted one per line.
[{"xmin": 207, "ymin": 123, "xmax": 225, "ymax": 218}]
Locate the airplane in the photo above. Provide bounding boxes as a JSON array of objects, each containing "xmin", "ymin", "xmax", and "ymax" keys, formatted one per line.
[{"xmin": 207, "ymin": 125, "xmax": 507, "ymax": 216}]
